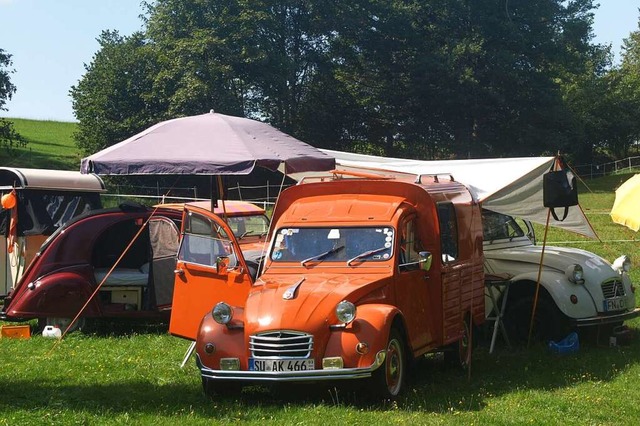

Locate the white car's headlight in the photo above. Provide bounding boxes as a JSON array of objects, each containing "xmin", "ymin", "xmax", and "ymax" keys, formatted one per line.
[
  {"xmin": 613, "ymin": 255, "xmax": 631, "ymax": 274},
  {"xmin": 212, "ymin": 302, "xmax": 233, "ymax": 324},
  {"xmin": 565, "ymin": 264, "xmax": 584, "ymax": 284},
  {"xmin": 335, "ymin": 300, "xmax": 357, "ymax": 324}
]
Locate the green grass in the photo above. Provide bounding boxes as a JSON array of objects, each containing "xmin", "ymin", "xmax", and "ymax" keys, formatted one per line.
[
  {"xmin": 1, "ymin": 120, "xmax": 640, "ymax": 424},
  {"xmin": 0, "ymin": 118, "xmax": 80, "ymax": 170}
]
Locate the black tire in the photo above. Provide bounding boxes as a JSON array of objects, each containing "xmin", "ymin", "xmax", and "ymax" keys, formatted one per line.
[
  {"xmin": 444, "ymin": 314, "xmax": 472, "ymax": 370},
  {"xmin": 202, "ymin": 377, "xmax": 216, "ymax": 398},
  {"xmin": 371, "ymin": 327, "xmax": 406, "ymax": 399},
  {"xmin": 201, "ymin": 377, "xmax": 242, "ymax": 398},
  {"xmin": 505, "ymin": 294, "xmax": 570, "ymax": 344}
]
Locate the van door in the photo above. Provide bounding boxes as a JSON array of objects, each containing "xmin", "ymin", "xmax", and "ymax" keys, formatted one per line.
[{"xmin": 169, "ymin": 205, "xmax": 253, "ymax": 340}]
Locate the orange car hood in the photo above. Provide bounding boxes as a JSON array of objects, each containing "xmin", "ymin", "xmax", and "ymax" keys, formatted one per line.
[{"xmin": 244, "ymin": 272, "xmax": 389, "ymax": 331}]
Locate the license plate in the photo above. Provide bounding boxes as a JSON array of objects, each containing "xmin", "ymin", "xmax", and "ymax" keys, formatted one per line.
[
  {"xmin": 603, "ymin": 297, "xmax": 626, "ymax": 312},
  {"xmin": 249, "ymin": 358, "xmax": 315, "ymax": 372}
]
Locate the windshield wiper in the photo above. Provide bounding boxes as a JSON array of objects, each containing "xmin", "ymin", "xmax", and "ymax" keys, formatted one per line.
[
  {"xmin": 300, "ymin": 245, "xmax": 345, "ymax": 267},
  {"xmin": 239, "ymin": 230, "xmax": 254, "ymax": 239},
  {"xmin": 347, "ymin": 246, "xmax": 388, "ymax": 266}
]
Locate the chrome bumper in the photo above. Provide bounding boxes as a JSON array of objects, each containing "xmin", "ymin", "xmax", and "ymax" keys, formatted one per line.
[
  {"xmin": 197, "ymin": 350, "xmax": 386, "ymax": 383},
  {"xmin": 573, "ymin": 307, "xmax": 640, "ymax": 327}
]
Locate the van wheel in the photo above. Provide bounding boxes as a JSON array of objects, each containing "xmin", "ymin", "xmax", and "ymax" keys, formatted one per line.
[
  {"xmin": 371, "ymin": 327, "xmax": 406, "ymax": 399},
  {"xmin": 505, "ymin": 295, "xmax": 569, "ymax": 343},
  {"xmin": 444, "ymin": 314, "xmax": 472, "ymax": 370}
]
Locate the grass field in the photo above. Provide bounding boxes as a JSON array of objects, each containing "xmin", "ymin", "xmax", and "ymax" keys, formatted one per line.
[
  {"xmin": 0, "ymin": 118, "xmax": 80, "ymax": 170},
  {"xmin": 1, "ymin": 119, "xmax": 640, "ymax": 424}
]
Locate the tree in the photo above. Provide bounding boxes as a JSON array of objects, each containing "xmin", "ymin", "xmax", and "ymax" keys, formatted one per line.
[
  {"xmin": 73, "ymin": 0, "xmax": 611, "ymax": 161},
  {"xmin": 607, "ymin": 17, "xmax": 640, "ymax": 158},
  {"xmin": 71, "ymin": 31, "xmax": 165, "ymax": 155},
  {"xmin": 0, "ymin": 48, "xmax": 24, "ymax": 152}
]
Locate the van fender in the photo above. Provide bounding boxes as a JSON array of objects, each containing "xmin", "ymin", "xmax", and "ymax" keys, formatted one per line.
[
  {"xmin": 12, "ymin": 271, "xmax": 100, "ymax": 318},
  {"xmin": 324, "ymin": 304, "xmax": 402, "ymax": 369},
  {"xmin": 194, "ymin": 311, "xmax": 251, "ymax": 368},
  {"xmin": 507, "ymin": 271, "xmax": 598, "ymax": 319}
]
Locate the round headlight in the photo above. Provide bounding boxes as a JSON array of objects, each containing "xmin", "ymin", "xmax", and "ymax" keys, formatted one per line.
[
  {"xmin": 212, "ymin": 302, "xmax": 233, "ymax": 324},
  {"xmin": 336, "ymin": 300, "xmax": 356, "ymax": 324},
  {"xmin": 613, "ymin": 255, "xmax": 631, "ymax": 273},
  {"xmin": 566, "ymin": 264, "xmax": 584, "ymax": 284}
]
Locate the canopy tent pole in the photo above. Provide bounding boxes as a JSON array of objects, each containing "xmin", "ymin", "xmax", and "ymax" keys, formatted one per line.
[
  {"xmin": 527, "ymin": 154, "xmax": 561, "ymax": 347},
  {"xmin": 527, "ymin": 208, "xmax": 551, "ymax": 348}
]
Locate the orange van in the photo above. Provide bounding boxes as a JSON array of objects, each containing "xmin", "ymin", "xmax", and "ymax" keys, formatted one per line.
[{"xmin": 169, "ymin": 172, "xmax": 485, "ymax": 399}]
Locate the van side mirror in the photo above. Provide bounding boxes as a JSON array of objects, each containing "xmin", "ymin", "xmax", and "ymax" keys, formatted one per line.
[
  {"xmin": 419, "ymin": 251, "xmax": 432, "ymax": 271},
  {"xmin": 215, "ymin": 256, "xmax": 230, "ymax": 274}
]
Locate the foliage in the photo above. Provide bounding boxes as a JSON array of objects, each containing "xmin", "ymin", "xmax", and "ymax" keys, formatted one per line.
[
  {"xmin": 0, "ymin": 48, "xmax": 16, "ymax": 110},
  {"xmin": 70, "ymin": 0, "xmax": 624, "ymax": 161},
  {"xmin": 0, "ymin": 48, "xmax": 25, "ymax": 154},
  {"xmin": 70, "ymin": 31, "xmax": 166, "ymax": 156}
]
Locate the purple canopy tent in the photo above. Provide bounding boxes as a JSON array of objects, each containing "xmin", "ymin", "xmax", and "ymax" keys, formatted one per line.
[{"xmin": 80, "ymin": 111, "xmax": 335, "ymax": 176}]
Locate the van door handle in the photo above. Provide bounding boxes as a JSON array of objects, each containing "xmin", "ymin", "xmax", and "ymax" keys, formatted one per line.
[{"xmin": 174, "ymin": 268, "xmax": 184, "ymax": 276}]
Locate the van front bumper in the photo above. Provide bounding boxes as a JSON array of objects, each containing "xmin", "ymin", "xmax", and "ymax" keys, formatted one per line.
[{"xmin": 197, "ymin": 350, "xmax": 386, "ymax": 383}]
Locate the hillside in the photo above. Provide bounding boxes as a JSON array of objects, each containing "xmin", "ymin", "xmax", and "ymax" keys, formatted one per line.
[{"xmin": 0, "ymin": 118, "xmax": 80, "ymax": 170}]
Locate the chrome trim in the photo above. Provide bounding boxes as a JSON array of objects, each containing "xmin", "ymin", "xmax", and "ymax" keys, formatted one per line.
[
  {"xmin": 572, "ymin": 307, "xmax": 640, "ymax": 327},
  {"xmin": 196, "ymin": 350, "xmax": 386, "ymax": 382},
  {"xmin": 601, "ymin": 278, "xmax": 626, "ymax": 299},
  {"xmin": 250, "ymin": 331, "xmax": 313, "ymax": 359}
]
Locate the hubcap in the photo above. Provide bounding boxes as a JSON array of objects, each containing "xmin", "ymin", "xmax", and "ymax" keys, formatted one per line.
[{"xmin": 386, "ymin": 339, "xmax": 403, "ymax": 395}]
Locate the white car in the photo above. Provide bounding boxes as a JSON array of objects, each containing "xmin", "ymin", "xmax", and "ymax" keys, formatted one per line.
[{"xmin": 482, "ymin": 209, "xmax": 639, "ymax": 342}]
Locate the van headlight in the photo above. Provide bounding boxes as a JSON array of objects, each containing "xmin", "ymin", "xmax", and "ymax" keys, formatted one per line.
[
  {"xmin": 612, "ymin": 255, "xmax": 631, "ymax": 274},
  {"xmin": 565, "ymin": 264, "xmax": 584, "ymax": 284},
  {"xmin": 212, "ymin": 302, "xmax": 233, "ymax": 324},
  {"xmin": 335, "ymin": 300, "xmax": 356, "ymax": 324}
]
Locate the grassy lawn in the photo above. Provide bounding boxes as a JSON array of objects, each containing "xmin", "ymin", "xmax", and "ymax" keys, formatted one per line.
[
  {"xmin": 0, "ymin": 118, "xmax": 80, "ymax": 170},
  {"xmin": 1, "ymin": 120, "xmax": 640, "ymax": 424}
]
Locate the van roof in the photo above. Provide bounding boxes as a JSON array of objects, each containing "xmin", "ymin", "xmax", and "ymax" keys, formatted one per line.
[{"xmin": 0, "ymin": 167, "xmax": 106, "ymax": 192}]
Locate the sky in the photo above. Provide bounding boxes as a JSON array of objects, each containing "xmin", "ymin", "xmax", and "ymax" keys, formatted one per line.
[{"xmin": 0, "ymin": 0, "xmax": 639, "ymax": 123}]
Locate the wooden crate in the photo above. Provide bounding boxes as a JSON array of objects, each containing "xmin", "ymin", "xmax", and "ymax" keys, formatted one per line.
[{"xmin": 1, "ymin": 325, "xmax": 31, "ymax": 339}]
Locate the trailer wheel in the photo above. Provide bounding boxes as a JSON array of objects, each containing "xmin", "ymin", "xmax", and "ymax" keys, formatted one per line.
[{"xmin": 371, "ymin": 327, "xmax": 406, "ymax": 399}]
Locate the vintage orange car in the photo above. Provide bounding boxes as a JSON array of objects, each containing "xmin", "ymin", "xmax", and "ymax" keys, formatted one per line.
[{"xmin": 169, "ymin": 172, "xmax": 485, "ymax": 399}]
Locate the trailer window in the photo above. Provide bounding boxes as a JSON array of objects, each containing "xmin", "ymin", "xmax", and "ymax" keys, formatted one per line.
[{"xmin": 437, "ymin": 203, "xmax": 458, "ymax": 262}]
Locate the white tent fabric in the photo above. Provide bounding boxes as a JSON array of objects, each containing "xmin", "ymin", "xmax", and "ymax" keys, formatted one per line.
[{"xmin": 294, "ymin": 150, "xmax": 597, "ymax": 239}]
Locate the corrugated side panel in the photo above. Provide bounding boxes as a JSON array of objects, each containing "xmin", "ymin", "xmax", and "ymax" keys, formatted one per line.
[{"xmin": 442, "ymin": 261, "xmax": 484, "ymax": 343}]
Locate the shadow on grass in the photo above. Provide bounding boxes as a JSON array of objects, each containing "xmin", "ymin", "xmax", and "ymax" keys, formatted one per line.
[
  {"xmin": 200, "ymin": 332, "xmax": 640, "ymax": 412},
  {"xmin": 2, "ymin": 329, "xmax": 638, "ymax": 416}
]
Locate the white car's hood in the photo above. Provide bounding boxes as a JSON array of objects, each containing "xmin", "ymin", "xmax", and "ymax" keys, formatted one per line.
[{"xmin": 484, "ymin": 242, "xmax": 617, "ymax": 279}]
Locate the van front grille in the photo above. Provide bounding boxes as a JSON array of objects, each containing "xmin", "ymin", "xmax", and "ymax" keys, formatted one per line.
[{"xmin": 249, "ymin": 331, "xmax": 313, "ymax": 359}]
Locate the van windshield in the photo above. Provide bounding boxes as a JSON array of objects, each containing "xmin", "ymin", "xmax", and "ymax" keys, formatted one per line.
[{"xmin": 270, "ymin": 227, "xmax": 394, "ymax": 264}]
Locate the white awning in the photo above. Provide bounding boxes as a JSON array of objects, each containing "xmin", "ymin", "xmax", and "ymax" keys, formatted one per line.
[{"xmin": 292, "ymin": 150, "xmax": 597, "ymax": 239}]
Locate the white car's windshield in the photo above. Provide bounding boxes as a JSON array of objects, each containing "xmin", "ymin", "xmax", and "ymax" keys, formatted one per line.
[
  {"xmin": 270, "ymin": 227, "xmax": 394, "ymax": 264},
  {"xmin": 482, "ymin": 210, "xmax": 525, "ymax": 241}
]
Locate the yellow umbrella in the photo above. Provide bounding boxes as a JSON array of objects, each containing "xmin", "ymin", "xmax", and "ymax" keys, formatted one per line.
[{"xmin": 611, "ymin": 173, "xmax": 640, "ymax": 231}]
